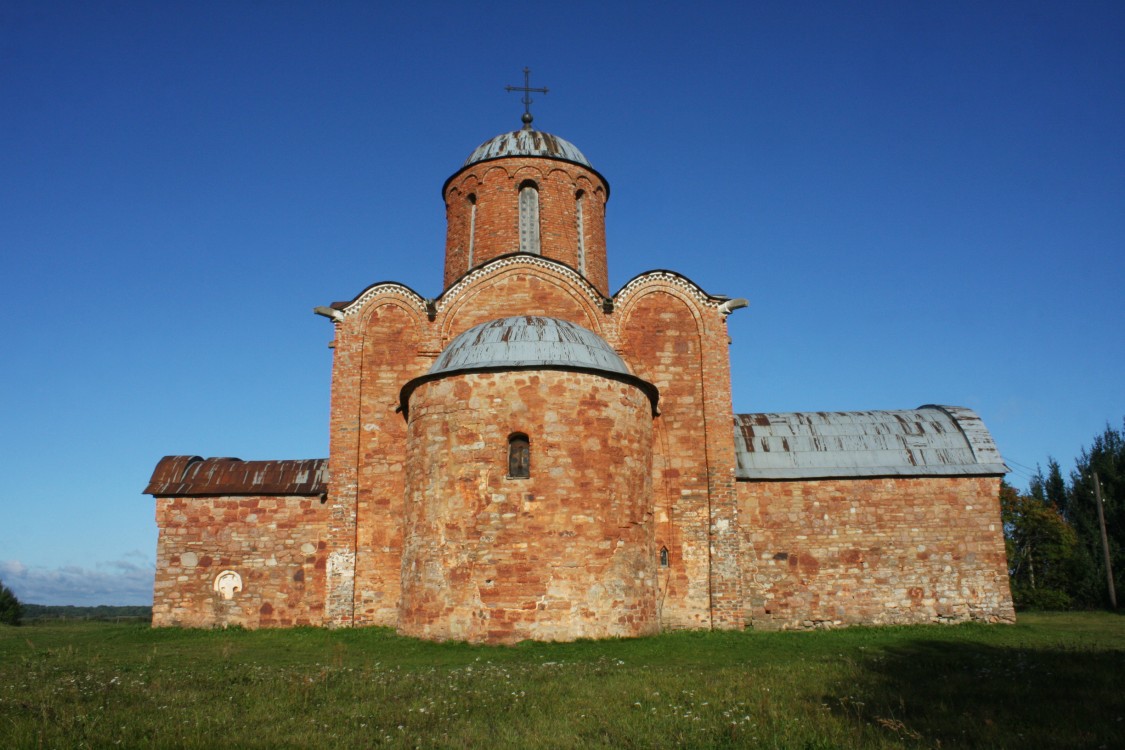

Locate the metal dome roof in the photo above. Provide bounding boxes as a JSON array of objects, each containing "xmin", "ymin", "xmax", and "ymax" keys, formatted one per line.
[
  {"xmin": 429, "ymin": 316, "xmax": 628, "ymax": 376},
  {"xmin": 399, "ymin": 316, "xmax": 658, "ymax": 417},
  {"xmin": 464, "ymin": 129, "xmax": 592, "ymax": 169}
]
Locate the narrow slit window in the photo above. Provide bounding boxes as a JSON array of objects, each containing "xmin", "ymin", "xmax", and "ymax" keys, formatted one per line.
[
  {"xmin": 660, "ymin": 546, "xmax": 669, "ymax": 567},
  {"xmin": 575, "ymin": 190, "xmax": 586, "ymax": 274},
  {"xmin": 518, "ymin": 181, "xmax": 540, "ymax": 255},
  {"xmin": 467, "ymin": 194, "xmax": 477, "ymax": 269},
  {"xmin": 508, "ymin": 433, "xmax": 530, "ymax": 478}
]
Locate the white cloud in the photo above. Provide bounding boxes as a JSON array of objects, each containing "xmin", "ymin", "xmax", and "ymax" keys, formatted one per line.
[
  {"xmin": 0, "ymin": 555, "xmax": 154, "ymax": 606},
  {"xmin": 0, "ymin": 559, "xmax": 27, "ymax": 577}
]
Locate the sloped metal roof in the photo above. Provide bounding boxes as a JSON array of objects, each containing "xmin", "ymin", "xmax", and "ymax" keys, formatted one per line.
[
  {"xmin": 144, "ymin": 455, "xmax": 328, "ymax": 497},
  {"xmin": 464, "ymin": 129, "xmax": 591, "ymax": 168},
  {"xmin": 734, "ymin": 405, "xmax": 1008, "ymax": 480},
  {"xmin": 430, "ymin": 316, "xmax": 630, "ymax": 376}
]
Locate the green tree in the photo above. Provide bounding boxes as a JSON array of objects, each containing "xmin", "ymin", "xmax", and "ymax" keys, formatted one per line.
[
  {"xmin": 1011, "ymin": 418, "xmax": 1125, "ymax": 609},
  {"xmin": 1066, "ymin": 420, "xmax": 1124, "ymax": 609},
  {"xmin": 1001, "ymin": 481, "xmax": 1080, "ymax": 609},
  {"xmin": 0, "ymin": 579, "xmax": 22, "ymax": 626},
  {"xmin": 1028, "ymin": 458, "xmax": 1066, "ymax": 510},
  {"xmin": 1045, "ymin": 458, "xmax": 1068, "ymax": 515}
]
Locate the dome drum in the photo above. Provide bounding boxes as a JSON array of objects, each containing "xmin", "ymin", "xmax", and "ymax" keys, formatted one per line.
[{"xmin": 442, "ymin": 129, "xmax": 610, "ymax": 295}]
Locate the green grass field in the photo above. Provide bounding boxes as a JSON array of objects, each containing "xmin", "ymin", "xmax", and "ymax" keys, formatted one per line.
[{"xmin": 2, "ymin": 613, "xmax": 1122, "ymax": 748}]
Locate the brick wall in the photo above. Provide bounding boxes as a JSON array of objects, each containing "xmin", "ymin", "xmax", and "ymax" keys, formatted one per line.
[
  {"xmin": 443, "ymin": 159, "xmax": 609, "ymax": 296},
  {"xmin": 738, "ymin": 476, "xmax": 1016, "ymax": 629},
  {"xmin": 352, "ymin": 301, "xmax": 432, "ymax": 625},
  {"xmin": 614, "ymin": 276, "xmax": 742, "ymax": 630},
  {"xmin": 324, "ymin": 263, "xmax": 615, "ymax": 631},
  {"xmin": 152, "ymin": 495, "xmax": 329, "ymax": 628},
  {"xmin": 439, "ymin": 265, "xmax": 605, "ymax": 343},
  {"xmin": 324, "ymin": 295, "xmax": 432, "ymax": 627},
  {"xmin": 399, "ymin": 369, "xmax": 657, "ymax": 643}
]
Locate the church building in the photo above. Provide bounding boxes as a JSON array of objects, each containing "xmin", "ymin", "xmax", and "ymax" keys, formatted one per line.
[{"xmin": 145, "ymin": 97, "xmax": 1015, "ymax": 642}]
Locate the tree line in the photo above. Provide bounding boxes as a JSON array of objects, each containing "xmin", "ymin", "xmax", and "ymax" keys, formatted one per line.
[
  {"xmin": 0, "ymin": 595, "xmax": 153, "ymax": 626},
  {"xmin": 1002, "ymin": 419, "xmax": 1123, "ymax": 610},
  {"xmin": 20, "ymin": 604, "xmax": 153, "ymax": 622}
]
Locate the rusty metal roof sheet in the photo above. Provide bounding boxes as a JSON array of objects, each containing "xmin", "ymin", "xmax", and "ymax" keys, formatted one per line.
[
  {"xmin": 464, "ymin": 129, "xmax": 591, "ymax": 168},
  {"xmin": 143, "ymin": 456, "xmax": 328, "ymax": 497},
  {"xmin": 431, "ymin": 316, "xmax": 630, "ymax": 376},
  {"xmin": 734, "ymin": 405, "xmax": 1008, "ymax": 480}
]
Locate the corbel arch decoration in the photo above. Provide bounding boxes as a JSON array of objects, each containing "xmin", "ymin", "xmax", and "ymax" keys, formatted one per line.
[
  {"xmin": 332, "ymin": 281, "xmax": 429, "ymax": 322},
  {"xmin": 435, "ymin": 257, "xmax": 608, "ymax": 343}
]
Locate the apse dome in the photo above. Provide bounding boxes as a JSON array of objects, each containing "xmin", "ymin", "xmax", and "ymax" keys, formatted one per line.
[
  {"xmin": 400, "ymin": 316, "xmax": 658, "ymax": 415},
  {"xmin": 463, "ymin": 129, "xmax": 592, "ymax": 169},
  {"xmin": 430, "ymin": 316, "xmax": 628, "ymax": 376}
]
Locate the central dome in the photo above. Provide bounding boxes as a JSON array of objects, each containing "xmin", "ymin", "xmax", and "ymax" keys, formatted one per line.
[
  {"xmin": 464, "ymin": 129, "xmax": 591, "ymax": 169},
  {"xmin": 430, "ymin": 316, "xmax": 628, "ymax": 376}
]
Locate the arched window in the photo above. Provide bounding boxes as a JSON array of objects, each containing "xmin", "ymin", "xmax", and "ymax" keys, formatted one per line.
[
  {"xmin": 660, "ymin": 546, "xmax": 669, "ymax": 567},
  {"xmin": 467, "ymin": 194, "xmax": 477, "ymax": 269},
  {"xmin": 508, "ymin": 433, "xmax": 530, "ymax": 478},
  {"xmin": 518, "ymin": 181, "xmax": 540, "ymax": 255},
  {"xmin": 575, "ymin": 190, "xmax": 586, "ymax": 274}
]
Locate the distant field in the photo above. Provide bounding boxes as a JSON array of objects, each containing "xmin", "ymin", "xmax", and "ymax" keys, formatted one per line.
[{"xmin": 1, "ymin": 613, "xmax": 1122, "ymax": 749}]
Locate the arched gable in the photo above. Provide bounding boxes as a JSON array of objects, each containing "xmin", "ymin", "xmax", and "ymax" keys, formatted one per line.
[
  {"xmin": 617, "ymin": 286, "xmax": 707, "ymax": 629},
  {"xmin": 334, "ymin": 281, "xmax": 428, "ymax": 322},
  {"xmin": 614, "ymin": 270, "xmax": 743, "ymax": 630},
  {"xmin": 323, "ymin": 283, "xmax": 428, "ymax": 628},
  {"xmin": 435, "ymin": 255, "xmax": 607, "ymax": 345},
  {"xmin": 614, "ymin": 270, "xmax": 728, "ymax": 317}
]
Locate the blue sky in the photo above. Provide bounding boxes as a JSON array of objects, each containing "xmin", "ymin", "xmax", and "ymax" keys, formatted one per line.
[{"xmin": 2, "ymin": 1, "xmax": 1122, "ymax": 605}]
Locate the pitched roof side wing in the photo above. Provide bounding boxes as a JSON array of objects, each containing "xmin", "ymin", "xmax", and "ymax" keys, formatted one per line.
[
  {"xmin": 734, "ymin": 406, "xmax": 1008, "ymax": 480},
  {"xmin": 144, "ymin": 456, "xmax": 328, "ymax": 497}
]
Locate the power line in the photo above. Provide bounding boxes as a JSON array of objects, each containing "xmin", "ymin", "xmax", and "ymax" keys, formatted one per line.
[{"xmin": 1004, "ymin": 456, "xmax": 1042, "ymax": 475}]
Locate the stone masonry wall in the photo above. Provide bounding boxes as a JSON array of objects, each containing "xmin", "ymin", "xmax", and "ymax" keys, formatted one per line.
[
  {"xmin": 152, "ymin": 495, "xmax": 329, "ymax": 628},
  {"xmin": 399, "ymin": 369, "xmax": 656, "ymax": 643},
  {"xmin": 738, "ymin": 476, "xmax": 1015, "ymax": 629}
]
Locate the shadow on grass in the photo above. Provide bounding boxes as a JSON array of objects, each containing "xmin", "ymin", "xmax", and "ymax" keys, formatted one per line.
[{"xmin": 828, "ymin": 638, "xmax": 1125, "ymax": 748}]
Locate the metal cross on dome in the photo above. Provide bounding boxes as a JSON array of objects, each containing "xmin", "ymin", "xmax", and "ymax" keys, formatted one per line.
[{"xmin": 505, "ymin": 67, "xmax": 548, "ymax": 129}]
